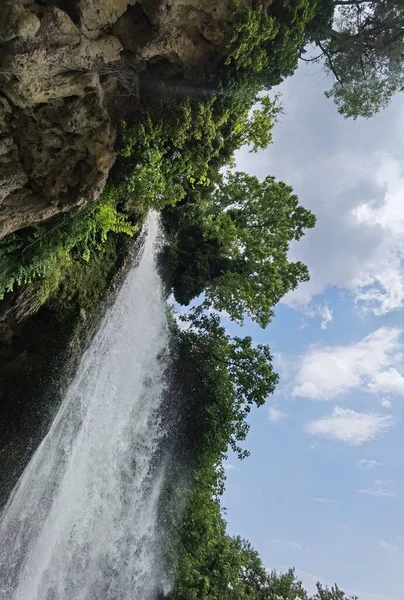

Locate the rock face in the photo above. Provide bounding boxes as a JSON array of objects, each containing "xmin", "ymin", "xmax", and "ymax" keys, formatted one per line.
[{"xmin": 0, "ymin": 0, "xmax": 234, "ymax": 239}]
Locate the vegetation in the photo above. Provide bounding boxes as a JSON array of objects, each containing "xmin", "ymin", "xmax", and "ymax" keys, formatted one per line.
[
  {"xmin": 0, "ymin": 191, "xmax": 139, "ymax": 308},
  {"xmin": 306, "ymin": 0, "xmax": 404, "ymax": 117},
  {"xmin": 1, "ymin": 0, "xmax": 397, "ymax": 594},
  {"xmin": 162, "ymin": 172, "xmax": 315, "ymax": 327},
  {"xmin": 162, "ymin": 312, "xmax": 357, "ymax": 600},
  {"xmin": 2, "ymin": 0, "xmax": 400, "ymax": 307}
]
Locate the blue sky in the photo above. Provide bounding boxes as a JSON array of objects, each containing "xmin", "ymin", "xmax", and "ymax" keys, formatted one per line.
[{"xmin": 222, "ymin": 61, "xmax": 404, "ymax": 600}]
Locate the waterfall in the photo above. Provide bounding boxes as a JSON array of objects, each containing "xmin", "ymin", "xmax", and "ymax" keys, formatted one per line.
[{"xmin": 0, "ymin": 212, "xmax": 171, "ymax": 600}]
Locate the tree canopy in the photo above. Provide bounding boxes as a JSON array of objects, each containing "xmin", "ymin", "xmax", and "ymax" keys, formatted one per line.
[
  {"xmin": 162, "ymin": 309, "xmax": 360, "ymax": 600},
  {"xmin": 169, "ymin": 307, "xmax": 278, "ymax": 462},
  {"xmin": 163, "ymin": 171, "xmax": 315, "ymax": 327},
  {"xmin": 307, "ymin": 0, "xmax": 404, "ymax": 117}
]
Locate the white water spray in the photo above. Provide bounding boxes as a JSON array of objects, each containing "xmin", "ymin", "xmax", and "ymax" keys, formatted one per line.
[{"xmin": 0, "ymin": 212, "xmax": 170, "ymax": 600}]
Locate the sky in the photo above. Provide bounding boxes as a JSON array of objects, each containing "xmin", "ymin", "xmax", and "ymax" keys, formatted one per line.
[{"xmin": 223, "ymin": 61, "xmax": 404, "ymax": 600}]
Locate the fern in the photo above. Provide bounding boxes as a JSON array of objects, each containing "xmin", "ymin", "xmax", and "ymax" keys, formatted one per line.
[{"xmin": 0, "ymin": 193, "xmax": 137, "ymax": 301}]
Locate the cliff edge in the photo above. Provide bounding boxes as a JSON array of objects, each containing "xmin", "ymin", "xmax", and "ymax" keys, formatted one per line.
[{"xmin": 0, "ymin": 0, "xmax": 234, "ymax": 238}]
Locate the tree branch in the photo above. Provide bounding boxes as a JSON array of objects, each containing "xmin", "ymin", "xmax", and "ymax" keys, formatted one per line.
[
  {"xmin": 299, "ymin": 52, "xmax": 325, "ymax": 62},
  {"xmin": 318, "ymin": 41, "xmax": 344, "ymax": 85}
]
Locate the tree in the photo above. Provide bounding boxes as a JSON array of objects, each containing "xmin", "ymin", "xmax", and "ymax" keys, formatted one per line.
[
  {"xmin": 164, "ymin": 172, "xmax": 315, "ymax": 328},
  {"xmin": 171, "ymin": 308, "xmax": 278, "ymax": 461},
  {"xmin": 168, "ymin": 514, "xmax": 358, "ymax": 600},
  {"xmin": 307, "ymin": 0, "xmax": 404, "ymax": 117},
  {"xmin": 312, "ymin": 583, "xmax": 358, "ymax": 600},
  {"xmin": 224, "ymin": 0, "xmax": 319, "ymax": 89}
]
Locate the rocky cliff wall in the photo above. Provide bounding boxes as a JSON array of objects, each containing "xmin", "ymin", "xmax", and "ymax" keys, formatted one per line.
[{"xmin": 0, "ymin": 0, "xmax": 234, "ymax": 239}]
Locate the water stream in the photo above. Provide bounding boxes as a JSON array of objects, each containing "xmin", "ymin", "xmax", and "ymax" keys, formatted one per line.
[{"xmin": 0, "ymin": 212, "xmax": 170, "ymax": 600}]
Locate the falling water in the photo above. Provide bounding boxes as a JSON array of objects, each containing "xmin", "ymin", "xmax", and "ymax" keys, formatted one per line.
[{"xmin": 0, "ymin": 212, "xmax": 171, "ymax": 600}]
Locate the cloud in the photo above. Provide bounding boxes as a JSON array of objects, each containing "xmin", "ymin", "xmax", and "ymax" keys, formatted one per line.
[
  {"xmin": 268, "ymin": 406, "xmax": 288, "ymax": 423},
  {"xmin": 357, "ymin": 459, "xmax": 382, "ymax": 470},
  {"xmin": 236, "ymin": 62, "xmax": 404, "ymax": 319},
  {"xmin": 358, "ymin": 480, "xmax": 395, "ymax": 498},
  {"xmin": 368, "ymin": 368, "xmax": 404, "ymax": 396},
  {"xmin": 380, "ymin": 398, "xmax": 392, "ymax": 409},
  {"xmin": 350, "ymin": 156, "xmax": 404, "ymax": 315},
  {"xmin": 293, "ymin": 569, "xmax": 322, "ymax": 595},
  {"xmin": 319, "ymin": 303, "xmax": 333, "ymax": 330},
  {"xmin": 293, "ymin": 328, "xmax": 403, "ymax": 400},
  {"xmin": 305, "ymin": 407, "xmax": 394, "ymax": 446},
  {"xmin": 300, "ymin": 302, "xmax": 333, "ymax": 329},
  {"xmin": 380, "ymin": 540, "xmax": 398, "ymax": 551},
  {"xmin": 233, "ymin": 63, "xmax": 404, "ymax": 600},
  {"xmin": 282, "ymin": 152, "xmax": 404, "ymax": 316}
]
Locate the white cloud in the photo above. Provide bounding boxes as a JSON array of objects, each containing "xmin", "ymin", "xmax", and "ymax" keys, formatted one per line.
[
  {"xmin": 268, "ymin": 406, "xmax": 288, "ymax": 423},
  {"xmin": 368, "ymin": 368, "xmax": 404, "ymax": 396},
  {"xmin": 299, "ymin": 302, "xmax": 333, "ymax": 329},
  {"xmin": 234, "ymin": 65, "xmax": 404, "ymax": 600},
  {"xmin": 236, "ymin": 61, "xmax": 404, "ymax": 320},
  {"xmin": 358, "ymin": 480, "xmax": 395, "ymax": 498},
  {"xmin": 305, "ymin": 407, "xmax": 394, "ymax": 446},
  {"xmin": 357, "ymin": 459, "xmax": 382, "ymax": 470},
  {"xmin": 313, "ymin": 497, "xmax": 338, "ymax": 504},
  {"xmin": 380, "ymin": 540, "xmax": 398, "ymax": 551},
  {"xmin": 282, "ymin": 154, "xmax": 404, "ymax": 317},
  {"xmin": 350, "ymin": 157, "xmax": 404, "ymax": 315},
  {"xmin": 319, "ymin": 304, "xmax": 333, "ymax": 330},
  {"xmin": 293, "ymin": 328, "xmax": 403, "ymax": 400},
  {"xmin": 380, "ymin": 397, "xmax": 392, "ymax": 409}
]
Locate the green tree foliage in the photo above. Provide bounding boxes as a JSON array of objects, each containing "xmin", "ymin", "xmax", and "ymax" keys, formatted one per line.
[
  {"xmin": 240, "ymin": 95, "xmax": 282, "ymax": 152},
  {"xmin": 159, "ymin": 307, "xmax": 278, "ymax": 589},
  {"xmin": 168, "ymin": 480, "xmax": 357, "ymax": 600},
  {"xmin": 171, "ymin": 307, "xmax": 278, "ymax": 462},
  {"xmin": 117, "ymin": 94, "xmax": 281, "ymax": 198},
  {"xmin": 0, "ymin": 89, "xmax": 282, "ymax": 309},
  {"xmin": 224, "ymin": 0, "xmax": 319, "ymax": 90},
  {"xmin": 163, "ymin": 314, "xmax": 357, "ymax": 600},
  {"xmin": 163, "ymin": 172, "xmax": 315, "ymax": 327},
  {"xmin": 307, "ymin": 0, "xmax": 404, "ymax": 117},
  {"xmin": 314, "ymin": 584, "xmax": 358, "ymax": 600},
  {"xmin": 0, "ymin": 0, "xmax": 319, "ymax": 308},
  {"xmin": 225, "ymin": 3, "xmax": 280, "ymax": 74}
]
